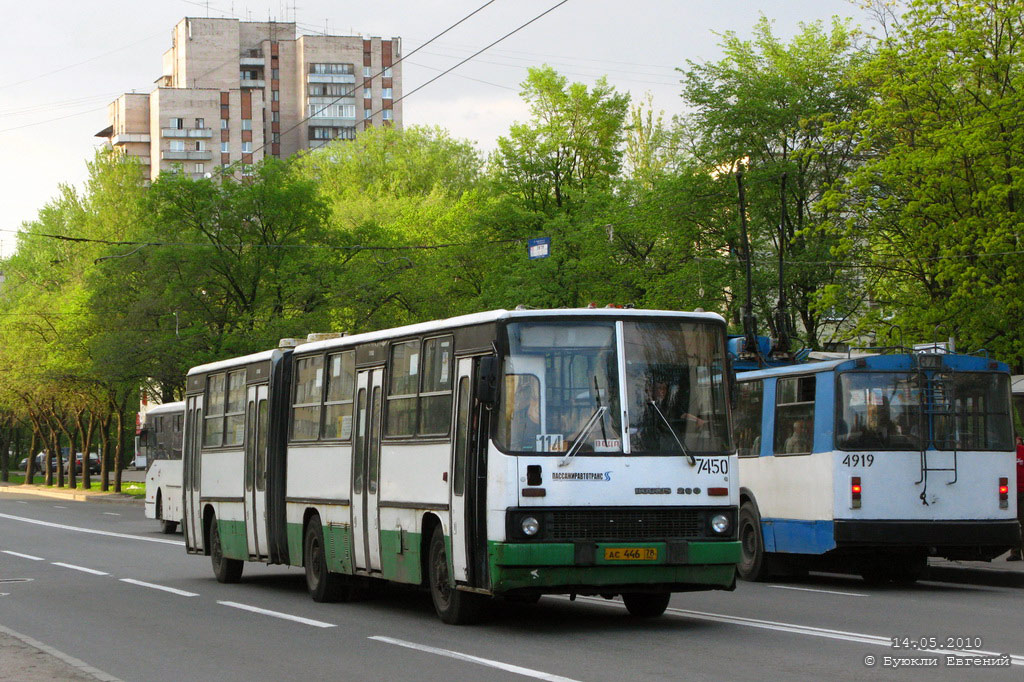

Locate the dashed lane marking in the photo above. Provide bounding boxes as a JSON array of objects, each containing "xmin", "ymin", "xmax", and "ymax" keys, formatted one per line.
[
  {"xmin": 2, "ymin": 550, "xmax": 45, "ymax": 561},
  {"xmin": 371, "ymin": 636, "xmax": 580, "ymax": 682},
  {"xmin": 218, "ymin": 601, "xmax": 336, "ymax": 628},
  {"xmin": 52, "ymin": 562, "xmax": 109, "ymax": 576},
  {"xmin": 119, "ymin": 578, "xmax": 198, "ymax": 597},
  {"xmin": 769, "ymin": 585, "xmax": 868, "ymax": 597},
  {"xmin": 0, "ymin": 512, "xmax": 183, "ymax": 546}
]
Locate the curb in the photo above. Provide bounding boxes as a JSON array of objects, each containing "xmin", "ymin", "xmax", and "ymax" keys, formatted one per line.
[{"xmin": 0, "ymin": 483, "xmax": 143, "ymax": 506}]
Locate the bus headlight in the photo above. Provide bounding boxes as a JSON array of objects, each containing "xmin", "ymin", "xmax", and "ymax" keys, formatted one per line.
[
  {"xmin": 521, "ymin": 516, "xmax": 540, "ymax": 536},
  {"xmin": 710, "ymin": 514, "xmax": 730, "ymax": 535}
]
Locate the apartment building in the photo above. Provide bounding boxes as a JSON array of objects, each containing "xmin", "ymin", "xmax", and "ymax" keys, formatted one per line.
[{"xmin": 96, "ymin": 17, "xmax": 402, "ymax": 181}]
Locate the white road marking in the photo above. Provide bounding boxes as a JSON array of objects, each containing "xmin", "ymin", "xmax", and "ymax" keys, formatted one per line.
[
  {"xmin": 371, "ymin": 636, "xmax": 580, "ymax": 682},
  {"xmin": 53, "ymin": 505, "xmax": 67, "ymax": 509},
  {"xmin": 0, "ymin": 623, "xmax": 123, "ymax": 682},
  {"xmin": 2, "ymin": 550, "xmax": 44, "ymax": 561},
  {"xmin": 102, "ymin": 512, "xmax": 121, "ymax": 516},
  {"xmin": 769, "ymin": 585, "xmax": 868, "ymax": 597},
  {"xmin": 217, "ymin": 601, "xmax": 336, "ymax": 628},
  {"xmin": 0, "ymin": 512, "xmax": 183, "ymax": 546},
  {"xmin": 569, "ymin": 597, "xmax": 1024, "ymax": 666},
  {"xmin": 120, "ymin": 578, "xmax": 198, "ymax": 597},
  {"xmin": 52, "ymin": 562, "xmax": 109, "ymax": 576}
]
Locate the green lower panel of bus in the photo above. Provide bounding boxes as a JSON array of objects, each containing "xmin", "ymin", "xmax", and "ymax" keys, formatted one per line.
[
  {"xmin": 217, "ymin": 519, "xmax": 249, "ymax": 561},
  {"xmin": 488, "ymin": 540, "xmax": 740, "ymax": 592},
  {"xmin": 285, "ymin": 522, "xmax": 356, "ymax": 574}
]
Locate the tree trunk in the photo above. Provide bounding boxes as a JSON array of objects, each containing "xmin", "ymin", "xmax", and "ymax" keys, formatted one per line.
[
  {"xmin": 114, "ymin": 409, "xmax": 125, "ymax": 493},
  {"xmin": 77, "ymin": 410, "xmax": 96, "ymax": 490}
]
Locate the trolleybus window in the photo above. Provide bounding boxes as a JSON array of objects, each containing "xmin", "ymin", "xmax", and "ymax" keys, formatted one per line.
[
  {"xmin": 774, "ymin": 376, "xmax": 814, "ymax": 455},
  {"xmin": 292, "ymin": 355, "xmax": 324, "ymax": 440},
  {"xmin": 837, "ymin": 372, "xmax": 921, "ymax": 450},
  {"xmin": 735, "ymin": 380, "xmax": 763, "ymax": 457}
]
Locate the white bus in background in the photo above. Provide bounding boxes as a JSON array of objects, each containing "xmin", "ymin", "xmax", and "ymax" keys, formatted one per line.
[
  {"xmin": 182, "ymin": 308, "xmax": 741, "ymax": 623},
  {"xmin": 141, "ymin": 401, "xmax": 185, "ymax": 534}
]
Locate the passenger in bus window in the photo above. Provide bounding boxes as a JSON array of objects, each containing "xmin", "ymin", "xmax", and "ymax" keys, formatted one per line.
[
  {"xmin": 784, "ymin": 420, "xmax": 812, "ymax": 453},
  {"xmin": 510, "ymin": 376, "xmax": 542, "ymax": 451}
]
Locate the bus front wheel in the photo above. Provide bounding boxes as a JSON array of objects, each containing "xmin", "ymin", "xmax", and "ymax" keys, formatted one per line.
[
  {"xmin": 622, "ymin": 592, "xmax": 670, "ymax": 618},
  {"xmin": 428, "ymin": 526, "xmax": 485, "ymax": 624},
  {"xmin": 209, "ymin": 517, "xmax": 243, "ymax": 583},
  {"xmin": 738, "ymin": 502, "xmax": 771, "ymax": 581}
]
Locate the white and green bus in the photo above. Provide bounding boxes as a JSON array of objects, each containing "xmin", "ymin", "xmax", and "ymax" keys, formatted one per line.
[{"xmin": 182, "ymin": 308, "xmax": 740, "ymax": 623}]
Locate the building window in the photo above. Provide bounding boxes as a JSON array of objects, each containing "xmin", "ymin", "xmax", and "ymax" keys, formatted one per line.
[
  {"xmin": 271, "ymin": 68, "xmax": 279, "ymax": 80},
  {"xmin": 381, "ymin": 87, "xmax": 393, "ymax": 99},
  {"xmin": 195, "ymin": 163, "xmax": 205, "ymax": 174},
  {"xmin": 272, "ymin": 133, "xmax": 280, "ymax": 144},
  {"xmin": 310, "ymin": 62, "xmax": 354, "ymax": 75},
  {"xmin": 309, "ymin": 103, "xmax": 355, "ymax": 119},
  {"xmin": 383, "ymin": 66, "xmax": 392, "ymax": 77},
  {"xmin": 363, "ymin": 66, "xmax": 372, "ymax": 77},
  {"xmin": 242, "ymin": 119, "xmax": 252, "ymax": 131},
  {"xmin": 364, "ymin": 108, "xmax": 372, "ymax": 120},
  {"xmin": 242, "ymin": 141, "xmax": 252, "ymax": 153},
  {"xmin": 272, "ymin": 111, "xmax": 280, "ymax": 122},
  {"xmin": 382, "ymin": 109, "xmax": 393, "ymax": 121},
  {"xmin": 272, "ymin": 90, "xmax": 280, "ymax": 102},
  {"xmin": 220, "ymin": 119, "xmax": 229, "ymax": 129},
  {"xmin": 195, "ymin": 117, "xmax": 205, "ymax": 129},
  {"xmin": 221, "ymin": 141, "xmax": 229, "ymax": 153},
  {"xmin": 364, "ymin": 87, "xmax": 372, "ymax": 100},
  {"xmin": 170, "ymin": 117, "xmax": 183, "ymax": 129},
  {"xmin": 169, "ymin": 140, "xmax": 185, "ymax": 152},
  {"xmin": 195, "ymin": 141, "xmax": 205, "ymax": 151}
]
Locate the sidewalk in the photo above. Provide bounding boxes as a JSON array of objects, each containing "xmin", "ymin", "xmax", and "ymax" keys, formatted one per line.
[
  {"xmin": 0, "ymin": 480, "xmax": 142, "ymax": 505},
  {"xmin": 926, "ymin": 551, "xmax": 1024, "ymax": 588}
]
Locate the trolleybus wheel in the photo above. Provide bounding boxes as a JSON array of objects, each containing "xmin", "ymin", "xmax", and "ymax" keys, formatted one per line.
[
  {"xmin": 209, "ymin": 516, "xmax": 243, "ymax": 583},
  {"xmin": 304, "ymin": 517, "xmax": 346, "ymax": 602},
  {"xmin": 738, "ymin": 501, "xmax": 771, "ymax": 581},
  {"xmin": 428, "ymin": 526, "xmax": 485, "ymax": 624},
  {"xmin": 622, "ymin": 592, "xmax": 670, "ymax": 618}
]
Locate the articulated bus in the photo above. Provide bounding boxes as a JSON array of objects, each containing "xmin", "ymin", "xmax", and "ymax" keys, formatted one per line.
[
  {"xmin": 141, "ymin": 401, "xmax": 185, "ymax": 534},
  {"xmin": 181, "ymin": 308, "xmax": 741, "ymax": 622},
  {"xmin": 733, "ymin": 351, "xmax": 1020, "ymax": 584}
]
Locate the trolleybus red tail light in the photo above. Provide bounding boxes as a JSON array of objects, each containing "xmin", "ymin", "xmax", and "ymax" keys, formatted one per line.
[
  {"xmin": 851, "ymin": 476, "xmax": 862, "ymax": 509},
  {"xmin": 999, "ymin": 477, "xmax": 1009, "ymax": 509}
]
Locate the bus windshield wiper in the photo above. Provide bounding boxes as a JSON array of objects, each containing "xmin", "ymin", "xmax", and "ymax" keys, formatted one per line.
[
  {"xmin": 649, "ymin": 400, "xmax": 696, "ymax": 466},
  {"xmin": 559, "ymin": 405, "xmax": 608, "ymax": 467}
]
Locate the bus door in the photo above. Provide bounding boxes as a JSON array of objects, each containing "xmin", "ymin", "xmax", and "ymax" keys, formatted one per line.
[
  {"xmin": 449, "ymin": 358, "xmax": 474, "ymax": 582},
  {"xmin": 352, "ymin": 368, "xmax": 384, "ymax": 572},
  {"xmin": 244, "ymin": 384, "xmax": 270, "ymax": 559},
  {"xmin": 183, "ymin": 394, "xmax": 202, "ymax": 551}
]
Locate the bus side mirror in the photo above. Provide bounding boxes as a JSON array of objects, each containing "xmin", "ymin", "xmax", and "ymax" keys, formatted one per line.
[{"xmin": 476, "ymin": 356, "xmax": 499, "ymax": 407}]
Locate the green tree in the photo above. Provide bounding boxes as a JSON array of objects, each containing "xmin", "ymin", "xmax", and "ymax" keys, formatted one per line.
[{"xmin": 824, "ymin": 0, "xmax": 1024, "ymax": 365}]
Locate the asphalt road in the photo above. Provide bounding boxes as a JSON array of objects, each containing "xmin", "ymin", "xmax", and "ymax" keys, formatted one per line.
[{"xmin": 1, "ymin": 492, "xmax": 1021, "ymax": 682}]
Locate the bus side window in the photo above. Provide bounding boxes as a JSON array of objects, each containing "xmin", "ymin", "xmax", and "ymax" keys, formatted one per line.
[{"xmin": 735, "ymin": 380, "xmax": 763, "ymax": 457}]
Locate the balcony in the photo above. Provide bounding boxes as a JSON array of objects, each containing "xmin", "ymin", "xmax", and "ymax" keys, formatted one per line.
[
  {"xmin": 308, "ymin": 74, "xmax": 355, "ymax": 84},
  {"xmin": 111, "ymin": 133, "xmax": 151, "ymax": 145},
  {"xmin": 240, "ymin": 56, "xmax": 265, "ymax": 67},
  {"xmin": 162, "ymin": 128, "xmax": 213, "ymax": 138},
  {"xmin": 161, "ymin": 150, "xmax": 213, "ymax": 161},
  {"xmin": 240, "ymin": 78, "xmax": 266, "ymax": 88}
]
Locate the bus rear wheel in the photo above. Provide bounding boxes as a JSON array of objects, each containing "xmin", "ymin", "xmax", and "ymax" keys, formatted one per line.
[
  {"xmin": 428, "ymin": 526, "xmax": 485, "ymax": 624},
  {"xmin": 157, "ymin": 492, "xmax": 177, "ymax": 534},
  {"xmin": 738, "ymin": 502, "xmax": 771, "ymax": 581},
  {"xmin": 209, "ymin": 517, "xmax": 243, "ymax": 583},
  {"xmin": 622, "ymin": 592, "xmax": 670, "ymax": 618},
  {"xmin": 304, "ymin": 518, "xmax": 347, "ymax": 602}
]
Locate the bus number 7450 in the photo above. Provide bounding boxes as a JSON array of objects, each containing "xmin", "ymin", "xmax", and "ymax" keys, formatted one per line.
[{"xmin": 841, "ymin": 454, "xmax": 874, "ymax": 467}]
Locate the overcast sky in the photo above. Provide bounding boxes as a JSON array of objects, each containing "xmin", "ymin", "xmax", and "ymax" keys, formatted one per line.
[{"xmin": 0, "ymin": 0, "xmax": 871, "ymax": 255}]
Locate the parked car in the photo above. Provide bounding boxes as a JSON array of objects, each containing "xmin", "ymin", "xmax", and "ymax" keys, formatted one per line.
[
  {"xmin": 65, "ymin": 452, "xmax": 101, "ymax": 475},
  {"xmin": 20, "ymin": 452, "xmax": 57, "ymax": 473}
]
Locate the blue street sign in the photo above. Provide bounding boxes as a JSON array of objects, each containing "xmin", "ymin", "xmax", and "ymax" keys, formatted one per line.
[{"xmin": 528, "ymin": 237, "xmax": 551, "ymax": 259}]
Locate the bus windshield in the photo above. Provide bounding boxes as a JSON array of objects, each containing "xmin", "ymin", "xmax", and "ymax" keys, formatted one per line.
[
  {"xmin": 837, "ymin": 371, "xmax": 1012, "ymax": 451},
  {"xmin": 495, "ymin": 319, "xmax": 731, "ymax": 455}
]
